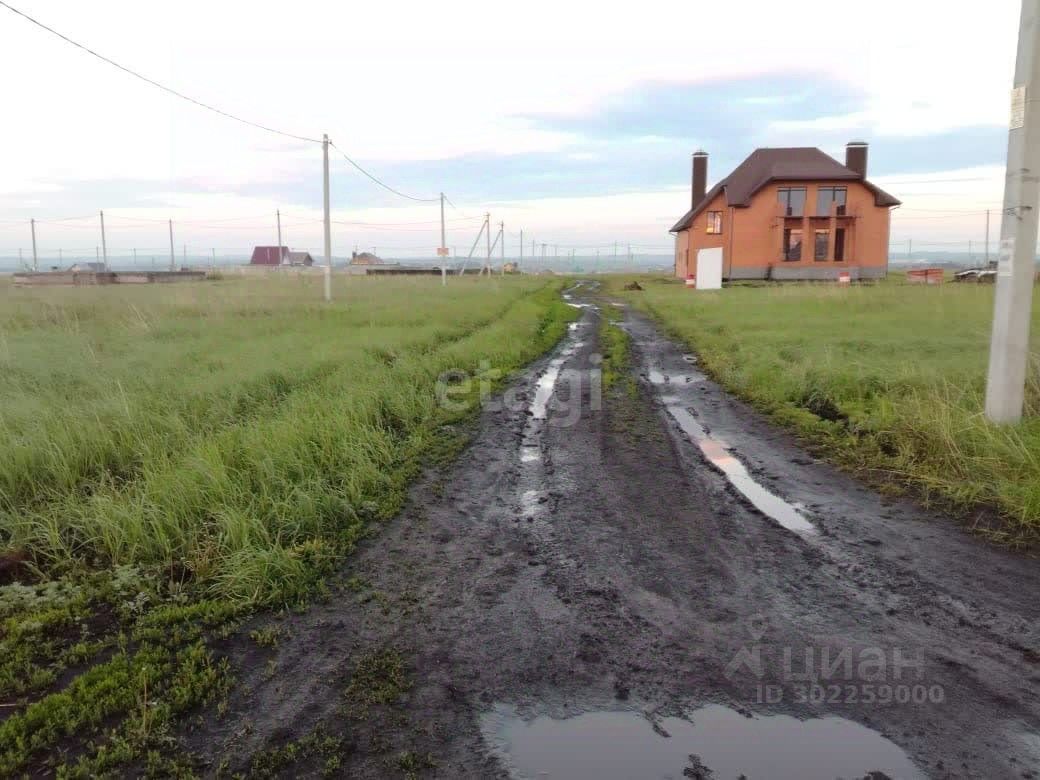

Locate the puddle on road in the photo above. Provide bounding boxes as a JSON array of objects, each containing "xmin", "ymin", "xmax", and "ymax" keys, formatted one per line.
[
  {"xmin": 664, "ymin": 402, "xmax": 815, "ymax": 535},
  {"xmin": 519, "ymin": 445, "xmax": 540, "ymax": 463},
  {"xmin": 482, "ymin": 703, "xmax": 924, "ymax": 780},
  {"xmin": 530, "ymin": 339, "xmax": 583, "ymax": 420},
  {"xmin": 647, "ymin": 369, "xmax": 703, "ymax": 386}
]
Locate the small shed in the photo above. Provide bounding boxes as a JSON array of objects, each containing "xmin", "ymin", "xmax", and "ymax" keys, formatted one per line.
[{"xmin": 286, "ymin": 251, "xmax": 314, "ymax": 266}]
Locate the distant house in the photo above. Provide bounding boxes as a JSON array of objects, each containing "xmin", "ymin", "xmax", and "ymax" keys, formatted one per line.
[
  {"xmin": 350, "ymin": 251, "xmax": 384, "ymax": 265},
  {"xmin": 287, "ymin": 251, "xmax": 314, "ymax": 266},
  {"xmin": 68, "ymin": 262, "xmax": 108, "ymax": 273},
  {"xmin": 249, "ymin": 247, "xmax": 314, "ymax": 266},
  {"xmin": 250, "ymin": 246, "xmax": 289, "ymax": 265},
  {"xmin": 670, "ymin": 142, "xmax": 900, "ymax": 282}
]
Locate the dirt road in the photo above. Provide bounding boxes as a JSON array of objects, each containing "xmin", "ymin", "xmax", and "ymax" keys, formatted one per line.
[{"xmin": 186, "ymin": 283, "xmax": 1040, "ymax": 779}]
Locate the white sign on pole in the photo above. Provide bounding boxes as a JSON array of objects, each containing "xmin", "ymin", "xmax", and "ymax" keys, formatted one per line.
[{"xmin": 1010, "ymin": 86, "xmax": 1027, "ymax": 129}]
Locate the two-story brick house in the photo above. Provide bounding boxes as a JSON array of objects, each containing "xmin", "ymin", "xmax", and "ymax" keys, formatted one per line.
[{"xmin": 670, "ymin": 142, "xmax": 900, "ymax": 281}]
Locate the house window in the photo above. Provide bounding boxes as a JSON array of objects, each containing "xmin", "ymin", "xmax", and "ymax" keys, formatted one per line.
[
  {"xmin": 783, "ymin": 228, "xmax": 803, "ymax": 261},
  {"xmin": 778, "ymin": 187, "xmax": 807, "ymax": 217},
  {"xmin": 814, "ymin": 230, "xmax": 829, "ymax": 261},
  {"xmin": 835, "ymin": 228, "xmax": 846, "ymax": 262},
  {"xmin": 816, "ymin": 187, "xmax": 847, "ymax": 216},
  {"xmin": 706, "ymin": 211, "xmax": 723, "ymax": 234}
]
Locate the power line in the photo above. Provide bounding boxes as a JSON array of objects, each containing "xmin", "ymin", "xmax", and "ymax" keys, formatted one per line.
[
  {"xmin": 328, "ymin": 141, "xmax": 440, "ymax": 203},
  {"xmin": 0, "ymin": 0, "xmax": 320, "ymax": 145}
]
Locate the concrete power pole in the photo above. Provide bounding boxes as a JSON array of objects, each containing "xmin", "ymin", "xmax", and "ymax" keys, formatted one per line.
[
  {"xmin": 30, "ymin": 218, "xmax": 37, "ymax": 271},
  {"xmin": 277, "ymin": 209, "xmax": 283, "ymax": 264},
  {"xmin": 500, "ymin": 221, "xmax": 505, "ymax": 275},
  {"xmin": 985, "ymin": 0, "xmax": 1040, "ymax": 423},
  {"xmin": 985, "ymin": 209, "xmax": 992, "ymax": 266},
  {"xmin": 99, "ymin": 210, "xmax": 108, "ymax": 268},
  {"xmin": 168, "ymin": 220, "xmax": 176, "ymax": 271},
  {"xmin": 485, "ymin": 213, "xmax": 491, "ymax": 275},
  {"xmin": 323, "ymin": 134, "xmax": 332, "ymax": 303},
  {"xmin": 440, "ymin": 193, "xmax": 447, "ymax": 286}
]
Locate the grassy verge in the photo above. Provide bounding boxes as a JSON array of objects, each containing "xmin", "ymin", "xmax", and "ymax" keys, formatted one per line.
[
  {"xmin": 606, "ymin": 274, "xmax": 1040, "ymax": 546},
  {"xmin": 0, "ymin": 274, "xmax": 576, "ymax": 774}
]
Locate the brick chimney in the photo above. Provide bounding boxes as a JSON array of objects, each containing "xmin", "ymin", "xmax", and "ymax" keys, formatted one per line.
[
  {"xmin": 845, "ymin": 141, "xmax": 868, "ymax": 177},
  {"xmin": 691, "ymin": 150, "xmax": 708, "ymax": 208}
]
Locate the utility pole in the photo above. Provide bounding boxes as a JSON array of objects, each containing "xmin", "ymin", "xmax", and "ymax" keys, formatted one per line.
[
  {"xmin": 168, "ymin": 220, "xmax": 175, "ymax": 271},
  {"xmin": 907, "ymin": 238, "xmax": 912, "ymax": 261},
  {"xmin": 133, "ymin": 248, "xmax": 137, "ymax": 267},
  {"xmin": 440, "ymin": 193, "xmax": 447, "ymax": 255},
  {"xmin": 99, "ymin": 210, "xmax": 108, "ymax": 268},
  {"xmin": 30, "ymin": 218, "xmax": 37, "ymax": 271},
  {"xmin": 985, "ymin": 0, "xmax": 1040, "ymax": 423},
  {"xmin": 500, "ymin": 221, "xmax": 505, "ymax": 275},
  {"xmin": 323, "ymin": 133, "xmax": 332, "ymax": 303},
  {"xmin": 985, "ymin": 209, "xmax": 991, "ymax": 266},
  {"xmin": 58, "ymin": 248, "xmax": 62, "ymax": 264},
  {"xmin": 485, "ymin": 212, "xmax": 491, "ymax": 275},
  {"xmin": 182, "ymin": 244, "xmax": 186, "ymax": 266},
  {"xmin": 211, "ymin": 248, "xmax": 216, "ymax": 268},
  {"xmin": 277, "ymin": 209, "xmax": 283, "ymax": 264}
]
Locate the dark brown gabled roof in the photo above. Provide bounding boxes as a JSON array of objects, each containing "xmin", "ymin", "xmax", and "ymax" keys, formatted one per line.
[{"xmin": 670, "ymin": 147, "xmax": 901, "ymax": 233}]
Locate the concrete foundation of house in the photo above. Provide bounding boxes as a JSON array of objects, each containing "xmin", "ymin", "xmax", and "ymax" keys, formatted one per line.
[
  {"xmin": 726, "ymin": 265, "xmax": 887, "ymax": 281},
  {"xmin": 13, "ymin": 271, "xmax": 207, "ymax": 286}
]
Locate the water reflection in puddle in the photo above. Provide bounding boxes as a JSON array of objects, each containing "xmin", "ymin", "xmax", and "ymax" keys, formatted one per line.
[
  {"xmin": 530, "ymin": 340, "xmax": 582, "ymax": 420},
  {"xmin": 482, "ymin": 704, "xmax": 924, "ymax": 780},
  {"xmin": 519, "ymin": 446, "xmax": 540, "ymax": 463},
  {"xmin": 647, "ymin": 369, "xmax": 703, "ymax": 386},
  {"xmin": 665, "ymin": 403, "xmax": 815, "ymax": 535}
]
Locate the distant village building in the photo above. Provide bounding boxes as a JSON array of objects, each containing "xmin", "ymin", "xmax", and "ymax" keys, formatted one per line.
[
  {"xmin": 287, "ymin": 251, "xmax": 314, "ymax": 266},
  {"xmin": 670, "ymin": 142, "xmax": 900, "ymax": 282},
  {"xmin": 250, "ymin": 246, "xmax": 288, "ymax": 265},
  {"xmin": 67, "ymin": 262, "xmax": 108, "ymax": 273},
  {"xmin": 249, "ymin": 247, "xmax": 314, "ymax": 266},
  {"xmin": 350, "ymin": 251, "xmax": 384, "ymax": 265}
]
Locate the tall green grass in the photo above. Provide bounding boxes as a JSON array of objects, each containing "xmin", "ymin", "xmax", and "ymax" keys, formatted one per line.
[
  {"xmin": 0, "ymin": 275, "xmax": 575, "ymax": 601},
  {"xmin": 610, "ymin": 276, "xmax": 1040, "ymax": 545}
]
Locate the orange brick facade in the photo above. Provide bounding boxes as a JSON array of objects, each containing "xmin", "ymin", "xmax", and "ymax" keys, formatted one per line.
[{"xmin": 672, "ymin": 146, "xmax": 898, "ymax": 282}]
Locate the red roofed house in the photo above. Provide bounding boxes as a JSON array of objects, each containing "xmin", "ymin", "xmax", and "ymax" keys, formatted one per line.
[
  {"xmin": 249, "ymin": 247, "xmax": 314, "ymax": 266},
  {"xmin": 670, "ymin": 142, "xmax": 900, "ymax": 282},
  {"xmin": 250, "ymin": 246, "xmax": 289, "ymax": 265}
]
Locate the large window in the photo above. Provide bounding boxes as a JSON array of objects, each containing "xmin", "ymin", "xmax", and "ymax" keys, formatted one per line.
[
  {"xmin": 835, "ymin": 228, "xmax": 846, "ymax": 262},
  {"xmin": 814, "ymin": 229, "xmax": 829, "ymax": 261},
  {"xmin": 706, "ymin": 211, "xmax": 723, "ymax": 234},
  {"xmin": 816, "ymin": 187, "xmax": 847, "ymax": 216},
  {"xmin": 778, "ymin": 187, "xmax": 807, "ymax": 217},
  {"xmin": 783, "ymin": 228, "xmax": 803, "ymax": 261}
]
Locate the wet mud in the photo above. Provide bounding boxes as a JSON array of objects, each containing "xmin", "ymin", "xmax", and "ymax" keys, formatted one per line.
[{"xmin": 183, "ymin": 283, "xmax": 1040, "ymax": 779}]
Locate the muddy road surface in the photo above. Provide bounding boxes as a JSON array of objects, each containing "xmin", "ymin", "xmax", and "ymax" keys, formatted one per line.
[{"xmin": 185, "ymin": 283, "xmax": 1040, "ymax": 779}]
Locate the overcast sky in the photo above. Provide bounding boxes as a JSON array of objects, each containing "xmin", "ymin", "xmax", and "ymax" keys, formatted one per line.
[{"xmin": 0, "ymin": 0, "xmax": 1021, "ymax": 261}]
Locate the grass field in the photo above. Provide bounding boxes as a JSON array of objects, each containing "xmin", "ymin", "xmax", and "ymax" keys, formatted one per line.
[
  {"xmin": 0, "ymin": 274, "xmax": 575, "ymax": 774},
  {"xmin": 609, "ymin": 275, "xmax": 1040, "ymax": 546}
]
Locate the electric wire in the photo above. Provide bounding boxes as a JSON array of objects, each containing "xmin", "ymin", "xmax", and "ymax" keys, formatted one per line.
[
  {"xmin": 328, "ymin": 141, "xmax": 440, "ymax": 203},
  {"xmin": 0, "ymin": 0, "xmax": 321, "ymax": 145}
]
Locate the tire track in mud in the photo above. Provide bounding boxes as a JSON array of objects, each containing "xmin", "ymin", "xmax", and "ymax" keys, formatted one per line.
[{"xmin": 179, "ymin": 283, "xmax": 1039, "ymax": 779}]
